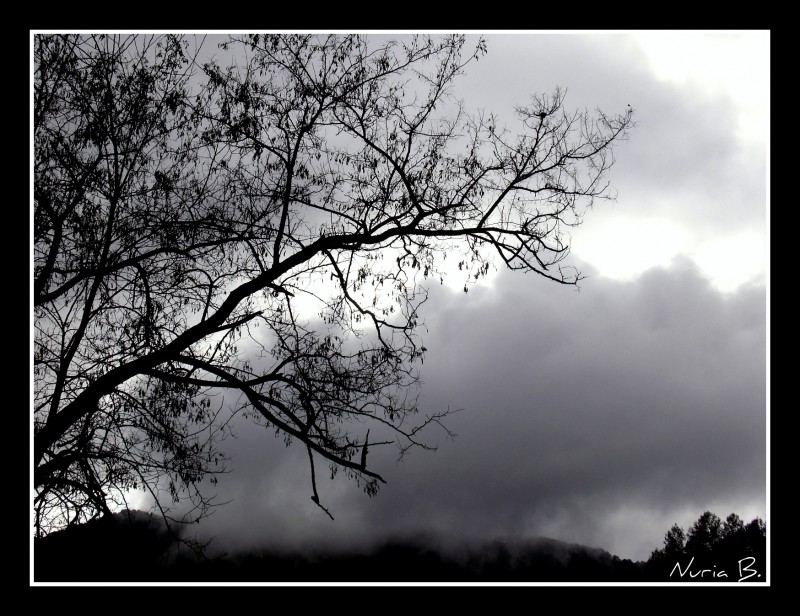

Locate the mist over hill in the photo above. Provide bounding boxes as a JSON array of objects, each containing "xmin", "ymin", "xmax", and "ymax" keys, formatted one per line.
[
  {"xmin": 33, "ymin": 510, "xmax": 640, "ymax": 582},
  {"xmin": 33, "ymin": 509, "xmax": 766, "ymax": 583}
]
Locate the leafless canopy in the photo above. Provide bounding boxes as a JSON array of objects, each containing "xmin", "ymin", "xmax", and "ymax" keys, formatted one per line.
[{"xmin": 34, "ymin": 33, "xmax": 634, "ymax": 536}]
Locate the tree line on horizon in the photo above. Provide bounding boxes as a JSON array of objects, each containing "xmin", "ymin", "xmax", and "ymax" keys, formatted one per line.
[
  {"xmin": 33, "ymin": 508, "xmax": 766, "ymax": 582},
  {"xmin": 644, "ymin": 511, "xmax": 766, "ymax": 582}
]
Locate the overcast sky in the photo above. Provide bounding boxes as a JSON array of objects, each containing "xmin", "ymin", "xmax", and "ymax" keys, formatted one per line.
[{"xmin": 130, "ymin": 31, "xmax": 769, "ymax": 565}]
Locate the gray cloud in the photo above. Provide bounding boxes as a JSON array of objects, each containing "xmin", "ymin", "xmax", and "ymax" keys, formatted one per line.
[
  {"xmin": 190, "ymin": 259, "xmax": 766, "ymax": 562},
  {"xmin": 150, "ymin": 34, "xmax": 767, "ymax": 565},
  {"xmin": 456, "ymin": 33, "xmax": 766, "ymax": 236}
]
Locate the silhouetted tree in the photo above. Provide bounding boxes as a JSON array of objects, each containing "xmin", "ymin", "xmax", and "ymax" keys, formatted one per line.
[
  {"xmin": 663, "ymin": 523, "xmax": 686, "ymax": 556},
  {"xmin": 647, "ymin": 522, "xmax": 686, "ymax": 570},
  {"xmin": 722, "ymin": 512, "xmax": 745, "ymax": 539},
  {"xmin": 34, "ymin": 33, "xmax": 634, "ymax": 537},
  {"xmin": 685, "ymin": 510, "xmax": 722, "ymax": 555},
  {"xmin": 743, "ymin": 517, "xmax": 767, "ymax": 559},
  {"xmin": 645, "ymin": 512, "xmax": 767, "ymax": 582}
]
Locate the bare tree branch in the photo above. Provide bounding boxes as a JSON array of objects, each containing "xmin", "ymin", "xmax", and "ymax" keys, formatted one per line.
[{"xmin": 34, "ymin": 33, "xmax": 634, "ymax": 537}]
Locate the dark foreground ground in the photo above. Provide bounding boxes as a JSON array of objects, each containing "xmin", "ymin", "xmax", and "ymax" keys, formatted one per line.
[{"xmin": 33, "ymin": 511, "xmax": 765, "ymax": 583}]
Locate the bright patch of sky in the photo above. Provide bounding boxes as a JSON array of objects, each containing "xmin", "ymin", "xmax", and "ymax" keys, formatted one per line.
[
  {"xmin": 572, "ymin": 214, "xmax": 767, "ymax": 294},
  {"xmin": 572, "ymin": 31, "xmax": 768, "ymax": 294},
  {"xmin": 630, "ymin": 31, "xmax": 769, "ymax": 146}
]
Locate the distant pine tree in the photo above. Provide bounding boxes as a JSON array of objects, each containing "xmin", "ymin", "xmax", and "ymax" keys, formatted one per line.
[{"xmin": 645, "ymin": 511, "xmax": 766, "ymax": 582}]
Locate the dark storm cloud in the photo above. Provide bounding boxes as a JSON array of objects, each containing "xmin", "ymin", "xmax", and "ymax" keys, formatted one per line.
[
  {"xmin": 154, "ymin": 33, "xmax": 766, "ymax": 564},
  {"xmin": 347, "ymin": 260, "xmax": 764, "ymax": 558},
  {"xmin": 192, "ymin": 259, "xmax": 765, "ymax": 562}
]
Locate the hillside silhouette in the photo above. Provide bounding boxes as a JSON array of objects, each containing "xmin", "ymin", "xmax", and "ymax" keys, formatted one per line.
[{"xmin": 34, "ymin": 509, "xmax": 765, "ymax": 583}]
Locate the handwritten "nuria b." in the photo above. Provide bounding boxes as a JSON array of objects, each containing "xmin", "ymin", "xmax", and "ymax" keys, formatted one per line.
[{"xmin": 670, "ymin": 556, "xmax": 760, "ymax": 581}]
